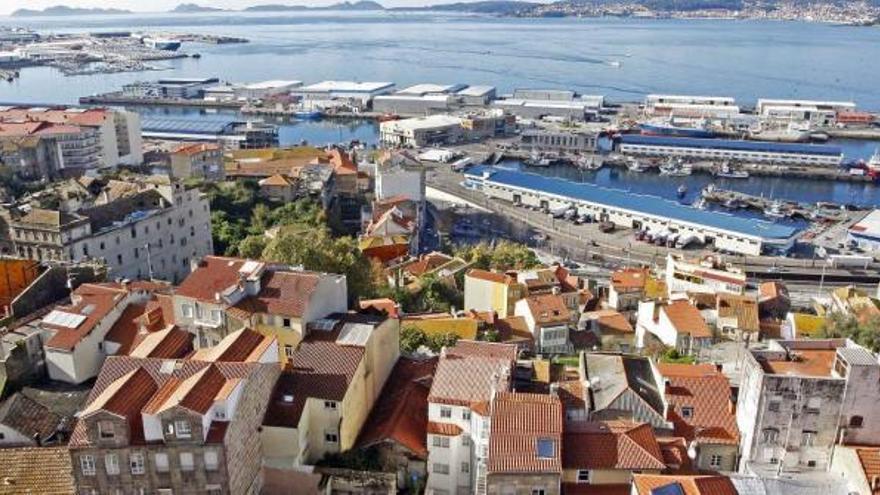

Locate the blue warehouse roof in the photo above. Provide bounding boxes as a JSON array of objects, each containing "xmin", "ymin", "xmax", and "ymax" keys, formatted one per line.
[
  {"xmin": 619, "ymin": 134, "xmax": 842, "ymax": 156},
  {"xmin": 141, "ymin": 117, "xmax": 235, "ymax": 135},
  {"xmin": 466, "ymin": 167, "xmax": 800, "ymax": 240}
]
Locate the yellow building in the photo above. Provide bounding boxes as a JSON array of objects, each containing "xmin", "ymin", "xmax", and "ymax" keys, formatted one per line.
[
  {"xmin": 463, "ymin": 269, "xmax": 524, "ymax": 318},
  {"xmin": 260, "ymin": 313, "xmax": 400, "ymax": 467},
  {"xmin": 401, "ymin": 313, "xmax": 479, "ymax": 340}
]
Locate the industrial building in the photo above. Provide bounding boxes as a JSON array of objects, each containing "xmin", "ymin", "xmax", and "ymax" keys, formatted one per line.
[
  {"xmin": 203, "ymin": 80, "xmax": 303, "ymax": 102},
  {"xmin": 519, "ymin": 125, "xmax": 599, "ymax": 153},
  {"xmin": 847, "ymin": 209, "xmax": 880, "ymax": 251},
  {"xmin": 755, "ymin": 98, "xmax": 856, "ymax": 115},
  {"xmin": 291, "ymin": 80, "xmax": 395, "ymax": 110},
  {"xmin": 140, "ymin": 117, "xmax": 278, "ymax": 149},
  {"xmin": 122, "ymin": 77, "xmax": 220, "ymax": 99},
  {"xmin": 379, "ymin": 110, "xmax": 513, "ymax": 148},
  {"xmin": 372, "ymin": 83, "xmax": 498, "ymax": 116},
  {"xmin": 493, "ymin": 89, "xmax": 604, "ymax": 121},
  {"xmin": 644, "ymin": 94, "xmax": 737, "ymax": 115},
  {"xmin": 464, "ymin": 166, "xmax": 800, "ymax": 255},
  {"xmin": 618, "ymin": 135, "xmax": 843, "ymax": 166}
]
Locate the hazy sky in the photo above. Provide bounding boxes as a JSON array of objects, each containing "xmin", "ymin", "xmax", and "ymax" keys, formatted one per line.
[{"xmin": 0, "ymin": 0, "xmax": 454, "ymax": 15}]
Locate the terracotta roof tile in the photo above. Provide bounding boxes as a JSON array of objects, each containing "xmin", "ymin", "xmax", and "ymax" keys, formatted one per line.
[
  {"xmin": 129, "ymin": 325, "xmax": 193, "ymax": 359},
  {"xmin": 428, "ymin": 341, "xmax": 517, "ymax": 407},
  {"xmin": 632, "ymin": 474, "xmax": 737, "ymax": 495},
  {"xmin": 611, "ymin": 268, "xmax": 649, "ymax": 291},
  {"xmin": 467, "ymin": 268, "xmax": 512, "ymax": 284},
  {"xmin": 522, "ymin": 293, "xmax": 571, "ymax": 326},
  {"xmin": 104, "ymin": 302, "xmax": 149, "ymax": 355},
  {"xmin": 0, "ymin": 447, "xmax": 75, "ymax": 495},
  {"xmin": 657, "ymin": 436, "xmax": 694, "ymax": 472},
  {"xmin": 427, "ymin": 421, "xmax": 463, "ymax": 436},
  {"xmin": 231, "ymin": 270, "xmax": 323, "ymax": 318},
  {"xmin": 659, "ymin": 368, "xmax": 739, "ymax": 445},
  {"xmin": 488, "ymin": 392, "xmax": 563, "ymax": 474},
  {"xmin": 717, "ymin": 293, "xmax": 759, "ymax": 333},
  {"xmin": 0, "ymin": 393, "xmax": 62, "ymax": 443},
  {"xmin": 176, "ymin": 256, "xmax": 249, "ymax": 303},
  {"xmin": 663, "ymin": 300, "xmax": 711, "ymax": 338},
  {"xmin": 563, "ymin": 421, "xmax": 666, "ymax": 471},
  {"xmin": 43, "ymin": 283, "xmax": 129, "ymax": 351},
  {"xmin": 562, "ymin": 484, "xmax": 631, "ymax": 495},
  {"xmin": 856, "ymin": 447, "xmax": 880, "ymax": 494},
  {"xmin": 357, "ymin": 357, "xmax": 437, "ymax": 458}
]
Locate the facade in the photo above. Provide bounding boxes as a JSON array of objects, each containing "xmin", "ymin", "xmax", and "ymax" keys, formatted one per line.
[
  {"xmin": 68, "ymin": 334, "xmax": 280, "ymax": 495},
  {"xmin": 636, "ymin": 298, "xmax": 713, "ymax": 355},
  {"xmin": 465, "ymin": 167, "xmax": 800, "ymax": 256},
  {"xmin": 736, "ymin": 339, "xmax": 880, "ymax": 475},
  {"xmin": 173, "ymin": 256, "xmax": 348, "ymax": 355},
  {"xmin": 261, "ymin": 312, "xmax": 400, "ymax": 467},
  {"xmin": 464, "ymin": 269, "xmax": 525, "ymax": 319},
  {"xmin": 618, "ymin": 135, "xmax": 844, "ymax": 167},
  {"xmin": 425, "ymin": 341, "xmax": 518, "ymax": 495},
  {"xmin": 170, "ymin": 142, "xmax": 224, "ymax": 181},
  {"xmin": 644, "ymin": 94, "xmax": 737, "ymax": 113},
  {"xmin": 375, "ymin": 159, "xmax": 426, "ymax": 204},
  {"xmin": 493, "ymin": 90, "xmax": 604, "ymax": 121},
  {"xmin": 380, "ymin": 111, "xmax": 513, "ymax": 148},
  {"xmin": 519, "ymin": 126, "xmax": 599, "ymax": 154},
  {"xmin": 665, "ymin": 254, "xmax": 747, "ymax": 296},
  {"xmin": 8, "ymin": 182, "xmax": 214, "ymax": 282},
  {"xmin": 514, "ymin": 293, "xmax": 572, "ymax": 354},
  {"xmin": 292, "ymin": 81, "xmax": 396, "ymax": 110},
  {"xmin": 123, "ymin": 77, "xmax": 220, "ymax": 99},
  {"xmin": 755, "ymin": 99, "xmax": 856, "ymax": 121}
]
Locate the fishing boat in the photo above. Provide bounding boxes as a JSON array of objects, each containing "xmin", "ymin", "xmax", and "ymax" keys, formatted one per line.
[
  {"xmin": 639, "ymin": 118, "xmax": 716, "ymax": 139},
  {"xmin": 143, "ymin": 37, "xmax": 182, "ymax": 51},
  {"xmin": 714, "ymin": 162, "xmax": 749, "ymax": 179},
  {"xmin": 576, "ymin": 155, "xmax": 603, "ymax": 171},
  {"xmin": 677, "ymin": 184, "xmax": 688, "ymax": 198},
  {"xmin": 294, "ymin": 110, "xmax": 322, "ymax": 120},
  {"xmin": 659, "ymin": 158, "xmax": 693, "ymax": 177},
  {"xmin": 525, "ymin": 152, "xmax": 554, "ymax": 167},
  {"xmin": 866, "ymin": 149, "xmax": 880, "ymax": 182},
  {"xmin": 764, "ymin": 200, "xmax": 788, "ymax": 220},
  {"xmin": 627, "ymin": 158, "xmax": 647, "ymax": 172},
  {"xmin": 693, "ymin": 197, "xmax": 708, "ymax": 210},
  {"xmin": 723, "ymin": 197, "xmax": 743, "ymax": 210}
]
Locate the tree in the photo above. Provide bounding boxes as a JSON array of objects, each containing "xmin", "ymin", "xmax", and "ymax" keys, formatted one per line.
[
  {"xmin": 426, "ymin": 332, "xmax": 459, "ymax": 352},
  {"xmin": 270, "ymin": 199, "xmax": 325, "ymax": 228},
  {"xmin": 659, "ymin": 348, "xmax": 695, "ymax": 364},
  {"xmin": 819, "ymin": 313, "xmax": 880, "ymax": 352},
  {"xmin": 211, "ymin": 211, "xmax": 248, "ymax": 256},
  {"xmin": 262, "ymin": 228, "xmax": 377, "ymax": 302},
  {"xmin": 455, "ymin": 240, "xmax": 540, "ymax": 271},
  {"xmin": 248, "ymin": 203, "xmax": 273, "ymax": 235},
  {"xmin": 237, "ymin": 234, "xmax": 268, "ymax": 259},
  {"xmin": 400, "ymin": 326, "xmax": 429, "ymax": 354},
  {"xmin": 479, "ymin": 329, "xmax": 501, "ymax": 342}
]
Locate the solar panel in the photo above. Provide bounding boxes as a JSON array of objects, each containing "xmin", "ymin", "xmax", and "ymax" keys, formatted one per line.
[
  {"xmin": 336, "ymin": 323, "xmax": 374, "ymax": 347},
  {"xmin": 535, "ymin": 437, "xmax": 555, "ymax": 458},
  {"xmin": 42, "ymin": 309, "xmax": 87, "ymax": 328},
  {"xmin": 651, "ymin": 482, "xmax": 686, "ymax": 495},
  {"xmin": 310, "ymin": 318, "xmax": 339, "ymax": 332}
]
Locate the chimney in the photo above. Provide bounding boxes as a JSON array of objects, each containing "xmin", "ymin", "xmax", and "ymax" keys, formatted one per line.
[{"xmin": 549, "ymin": 382, "xmax": 560, "ymax": 397}]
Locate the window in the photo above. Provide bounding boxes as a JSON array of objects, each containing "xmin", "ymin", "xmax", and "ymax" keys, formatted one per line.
[
  {"xmin": 532, "ymin": 490, "xmax": 546, "ymax": 495},
  {"xmin": 762, "ymin": 428, "xmax": 779, "ymax": 445},
  {"xmin": 432, "ymin": 463, "xmax": 450, "ymax": 475},
  {"xmin": 154, "ymin": 453, "xmax": 169, "ymax": 473},
  {"xmin": 850, "ymin": 415, "xmax": 864, "ymax": 428},
  {"xmin": 211, "ymin": 309, "xmax": 221, "ymax": 322},
  {"xmin": 130, "ymin": 452, "xmax": 145, "ymax": 475},
  {"xmin": 462, "ymin": 410, "xmax": 471, "ymax": 421},
  {"xmin": 283, "ymin": 318, "xmax": 291, "ymax": 327},
  {"xmin": 284, "ymin": 345, "xmax": 294, "ymax": 359},
  {"xmin": 204, "ymin": 450, "xmax": 219, "ymax": 471},
  {"xmin": 577, "ymin": 470, "xmax": 590, "ymax": 483},
  {"xmin": 806, "ymin": 397, "xmax": 822, "ymax": 413},
  {"xmin": 117, "ymin": 254, "xmax": 123, "ymax": 265},
  {"xmin": 462, "ymin": 436, "xmax": 471, "ymax": 447},
  {"xmin": 461, "ymin": 462, "xmax": 470, "ymax": 473},
  {"xmin": 98, "ymin": 421, "xmax": 116, "ymax": 439},
  {"xmin": 709, "ymin": 455, "xmax": 723, "ymax": 468},
  {"xmin": 432, "ymin": 436, "xmax": 450, "ymax": 448},
  {"xmin": 681, "ymin": 406, "xmax": 694, "ymax": 419},
  {"xmin": 768, "ymin": 401, "xmax": 781, "ymax": 412},
  {"xmin": 536, "ymin": 438, "xmax": 555, "ymax": 458},
  {"xmin": 80, "ymin": 455, "xmax": 96, "ymax": 476},
  {"xmin": 182, "ymin": 304, "xmax": 193, "ymax": 317},
  {"xmin": 440, "ymin": 407, "xmax": 452, "ymax": 419},
  {"xmin": 325, "ymin": 431, "xmax": 339, "ymax": 444},
  {"xmin": 802, "ymin": 430, "xmax": 816, "ymax": 447},
  {"xmin": 177, "ymin": 452, "xmax": 194, "ymax": 472},
  {"xmin": 105, "ymin": 454, "xmax": 120, "ymax": 475},
  {"xmin": 324, "ymin": 401, "xmax": 337, "ymax": 410},
  {"xmin": 175, "ymin": 420, "xmax": 192, "ymax": 439}
]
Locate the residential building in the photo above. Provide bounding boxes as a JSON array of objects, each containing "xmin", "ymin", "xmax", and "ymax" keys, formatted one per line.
[
  {"xmin": 665, "ymin": 254, "xmax": 746, "ymax": 297},
  {"xmin": 655, "ymin": 363, "xmax": 739, "ymax": 472},
  {"xmin": 579, "ymin": 309, "xmax": 635, "ymax": 352},
  {"xmin": 759, "ymin": 281, "xmax": 791, "ymax": 320},
  {"xmin": 173, "ymin": 256, "xmax": 348, "ymax": 356},
  {"xmin": 829, "ymin": 445, "xmax": 880, "ymax": 495},
  {"xmin": 0, "ymin": 446, "xmax": 76, "ymax": 494},
  {"xmin": 706, "ymin": 292, "xmax": 760, "ymax": 342},
  {"xmin": 68, "ymin": 331, "xmax": 280, "ymax": 495},
  {"xmin": 0, "ymin": 392, "xmax": 64, "ymax": 447},
  {"xmin": 356, "ymin": 356, "xmax": 438, "ymax": 490},
  {"xmin": 514, "ymin": 293, "xmax": 572, "ymax": 354},
  {"xmin": 261, "ymin": 312, "xmax": 400, "ymax": 467},
  {"xmin": 464, "ymin": 269, "xmax": 525, "ymax": 319},
  {"xmin": 562, "ymin": 421, "xmax": 666, "ymax": 491},
  {"xmin": 380, "ymin": 110, "xmax": 514, "ymax": 148},
  {"xmin": 8, "ymin": 181, "xmax": 213, "ymax": 282},
  {"xmin": 632, "ymin": 473, "xmax": 738, "ymax": 495},
  {"xmin": 170, "ymin": 142, "xmax": 224, "ymax": 181},
  {"xmin": 375, "ymin": 153, "xmax": 426, "ymax": 204},
  {"xmin": 608, "ymin": 268, "xmax": 660, "ymax": 313},
  {"xmin": 425, "ymin": 341, "xmax": 518, "ymax": 495},
  {"xmin": 737, "ymin": 339, "xmax": 880, "ymax": 475},
  {"xmin": 258, "ymin": 174, "xmax": 298, "ymax": 202},
  {"xmin": 485, "ymin": 392, "xmax": 563, "ymax": 495},
  {"xmin": 636, "ymin": 298, "xmax": 713, "ymax": 356},
  {"xmin": 0, "ymin": 121, "xmax": 86, "ymax": 178},
  {"xmin": 579, "ymin": 352, "xmax": 669, "ymax": 429}
]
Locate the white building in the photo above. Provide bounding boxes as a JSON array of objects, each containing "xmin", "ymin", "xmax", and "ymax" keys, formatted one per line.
[
  {"xmin": 644, "ymin": 94, "xmax": 736, "ymax": 110},
  {"xmin": 292, "ymin": 81, "xmax": 395, "ymax": 110},
  {"xmin": 665, "ymin": 254, "xmax": 747, "ymax": 297},
  {"xmin": 375, "ymin": 160, "xmax": 426, "ymax": 203},
  {"xmin": 635, "ymin": 298, "xmax": 713, "ymax": 355},
  {"xmin": 755, "ymin": 99, "xmax": 856, "ymax": 116},
  {"xmin": 847, "ymin": 209, "xmax": 880, "ymax": 251},
  {"xmin": 513, "ymin": 293, "xmax": 572, "ymax": 354},
  {"xmin": 737, "ymin": 339, "xmax": 880, "ymax": 475},
  {"xmin": 235, "ymin": 80, "xmax": 302, "ymax": 100},
  {"xmin": 380, "ymin": 111, "xmax": 512, "ymax": 148}
]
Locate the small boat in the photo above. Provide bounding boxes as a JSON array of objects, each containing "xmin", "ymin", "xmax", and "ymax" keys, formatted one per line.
[
  {"xmin": 677, "ymin": 184, "xmax": 688, "ymax": 198},
  {"xmin": 723, "ymin": 197, "xmax": 743, "ymax": 209},
  {"xmin": 576, "ymin": 155, "xmax": 602, "ymax": 171},
  {"xmin": 764, "ymin": 201, "xmax": 788, "ymax": 220},
  {"xmin": 627, "ymin": 158, "xmax": 647, "ymax": 172},
  {"xmin": 143, "ymin": 37, "xmax": 182, "ymax": 51},
  {"xmin": 659, "ymin": 158, "xmax": 693, "ymax": 176},
  {"xmin": 715, "ymin": 162, "xmax": 749, "ymax": 179},
  {"xmin": 693, "ymin": 197, "xmax": 708, "ymax": 210},
  {"xmin": 525, "ymin": 152, "xmax": 553, "ymax": 167},
  {"xmin": 294, "ymin": 110, "xmax": 322, "ymax": 120}
]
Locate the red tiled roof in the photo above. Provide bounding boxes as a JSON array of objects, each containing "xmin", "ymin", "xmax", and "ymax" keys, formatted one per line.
[
  {"xmin": 129, "ymin": 325, "xmax": 193, "ymax": 359},
  {"xmin": 522, "ymin": 293, "xmax": 571, "ymax": 326},
  {"xmin": 855, "ymin": 447, "xmax": 880, "ymax": 494},
  {"xmin": 467, "ymin": 268, "xmax": 512, "ymax": 284},
  {"xmin": 657, "ymin": 436, "xmax": 694, "ymax": 472},
  {"xmin": 663, "ymin": 300, "xmax": 711, "ymax": 338},
  {"xmin": 176, "ymin": 256, "xmax": 248, "ymax": 302},
  {"xmin": 405, "ymin": 252, "xmax": 453, "ymax": 277},
  {"xmin": 632, "ymin": 474, "xmax": 737, "ymax": 495},
  {"xmin": 231, "ymin": 270, "xmax": 322, "ymax": 318},
  {"xmin": 655, "ymin": 363, "xmax": 718, "ymax": 378},
  {"xmin": 358, "ymin": 298, "xmax": 400, "ymax": 318},
  {"xmin": 563, "ymin": 421, "xmax": 666, "ymax": 471},
  {"xmin": 44, "ymin": 283, "xmax": 129, "ymax": 351},
  {"xmin": 104, "ymin": 302, "xmax": 148, "ymax": 355},
  {"xmin": 562, "ymin": 484, "xmax": 631, "ymax": 495},
  {"xmin": 173, "ymin": 142, "xmax": 220, "ymax": 156},
  {"xmin": 357, "ymin": 357, "xmax": 437, "ymax": 458},
  {"xmin": 191, "ymin": 328, "xmax": 274, "ymax": 363},
  {"xmin": 611, "ymin": 268, "xmax": 648, "ymax": 291},
  {"xmin": 428, "ymin": 341, "xmax": 518, "ymax": 407},
  {"xmin": 488, "ymin": 392, "xmax": 563, "ymax": 474},
  {"xmin": 427, "ymin": 421, "xmax": 463, "ymax": 436}
]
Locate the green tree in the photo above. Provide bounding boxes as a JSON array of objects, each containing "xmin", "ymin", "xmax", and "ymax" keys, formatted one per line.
[
  {"xmin": 479, "ymin": 329, "xmax": 501, "ymax": 342},
  {"xmin": 455, "ymin": 240, "xmax": 540, "ymax": 271},
  {"xmin": 211, "ymin": 211, "xmax": 248, "ymax": 256},
  {"xmin": 819, "ymin": 313, "xmax": 880, "ymax": 352},
  {"xmin": 237, "ymin": 234, "xmax": 268, "ymax": 259},
  {"xmin": 400, "ymin": 326, "xmax": 429, "ymax": 354},
  {"xmin": 659, "ymin": 348, "xmax": 695, "ymax": 364},
  {"xmin": 249, "ymin": 203, "xmax": 273, "ymax": 235},
  {"xmin": 426, "ymin": 332, "xmax": 459, "ymax": 352}
]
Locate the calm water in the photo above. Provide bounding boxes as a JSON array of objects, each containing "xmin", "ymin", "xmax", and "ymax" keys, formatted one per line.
[{"xmin": 1, "ymin": 12, "xmax": 879, "ymax": 108}]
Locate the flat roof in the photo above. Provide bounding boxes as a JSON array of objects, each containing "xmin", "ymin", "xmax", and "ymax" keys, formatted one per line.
[
  {"xmin": 141, "ymin": 116, "xmax": 234, "ymax": 134},
  {"xmin": 156, "ymin": 77, "xmax": 218, "ymax": 85},
  {"xmin": 646, "ymin": 94, "xmax": 735, "ymax": 101},
  {"xmin": 382, "ymin": 114, "xmax": 462, "ymax": 131},
  {"xmin": 757, "ymin": 98, "xmax": 856, "ymax": 108},
  {"xmin": 373, "ymin": 94, "xmax": 452, "ymax": 103},
  {"xmin": 619, "ymin": 135, "xmax": 843, "ymax": 156},
  {"xmin": 466, "ymin": 166, "xmax": 800, "ymax": 240},
  {"xmin": 301, "ymin": 81, "xmax": 395, "ymax": 93},
  {"xmin": 456, "ymin": 85, "xmax": 496, "ymax": 97},
  {"xmin": 494, "ymin": 99, "xmax": 594, "ymax": 110},
  {"xmin": 850, "ymin": 209, "xmax": 880, "ymax": 235},
  {"xmin": 759, "ymin": 349, "xmax": 837, "ymax": 377},
  {"xmin": 242, "ymin": 80, "xmax": 302, "ymax": 90},
  {"xmin": 397, "ymin": 83, "xmax": 466, "ymax": 95}
]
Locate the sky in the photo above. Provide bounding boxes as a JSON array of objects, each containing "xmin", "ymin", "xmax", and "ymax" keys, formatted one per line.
[{"xmin": 0, "ymin": 0, "xmax": 449, "ymax": 15}]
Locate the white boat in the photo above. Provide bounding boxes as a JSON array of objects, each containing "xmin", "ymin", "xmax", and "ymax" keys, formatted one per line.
[
  {"xmin": 693, "ymin": 197, "xmax": 708, "ymax": 210},
  {"xmin": 715, "ymin": 162, "xmax": 749, "ymax": 179},
  {"xmin": 143, "ymin": 38, "xmax": 182, "ymax": 51},
  {"xmin": 764, "ymin": 201, "xmax": 788, "ymax": 220},
  {"xmin": 627, "ymin": 158, "xmax": 647, "ymax": 172},
  {"xmin": 748, "ymin": 122, "xmax": 812, "ymax": 143},
  {"xmin": 677, "ymin": 184, "xmax": 688, "ymax": 198},
  {"xmin": 659, "ymin": 159, "xmax": 693, "ymax": 176},
  {"xmin": 576, "ymin": 155, "xmax": 603, "ymax": 171}
]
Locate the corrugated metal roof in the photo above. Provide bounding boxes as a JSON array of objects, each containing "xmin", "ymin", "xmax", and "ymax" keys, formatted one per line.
[
  {"xmin": 141, "ymin": 117, "xmax": 233, "ymax": 134},
  {"xmin": 467, "ymin": 167, "xmax": 799, "ymax": 240},
  {"xmin": 619, "ymin": 135, "xmax": 842, "ymax": 156}
]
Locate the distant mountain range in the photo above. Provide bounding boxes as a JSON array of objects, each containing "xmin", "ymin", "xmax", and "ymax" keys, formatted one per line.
[
  {"xmin": 11, "ymin": 6, "xmax": 133, "ymax": 17},
  {"xmin": 171, "ymin": 1, "xmax": 386, "ymax": 13}
]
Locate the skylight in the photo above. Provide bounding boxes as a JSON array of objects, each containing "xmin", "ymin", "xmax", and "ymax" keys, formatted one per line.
[{"xmin": 536, "ymin": 438, "xmax": 555, "ymax": 458}]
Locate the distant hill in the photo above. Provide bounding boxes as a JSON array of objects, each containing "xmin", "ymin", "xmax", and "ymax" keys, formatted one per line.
[
  {"xmin": 243, "ymin": 4, "xmax": 310, "ymax": 11},
  {"xmin": 170, "ymin": 3, "xmax": 227, "ymax": 13},
  {"xmin": 11, "ymin": 6, "xmax": 132, "ymax": 17},
  {"xmin": 242, "ymin": 1, "xmax": 384, "ymax": 11},
  {"xmin": 328, "ymin": 0, "xmax": 385, "ymax": 10},
  {"xmin": 400, "ymin": 0, "xmax": 540, "ymax": 13}
]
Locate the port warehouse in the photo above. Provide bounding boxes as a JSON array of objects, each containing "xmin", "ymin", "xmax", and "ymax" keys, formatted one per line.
[
  {"xmin": 848, "ymin": 209, "xmax": 880, "ymax": 251},
  {"xmin": 463, "ymin": 167, "xmax": 800, "ymax": 256},
  {"xmin": 140, "ymin": 116, "xmax": 277, "ymax": 149},
  {"xmin": 617, "ymin": 135, "xmax": 844, "ymax": 166}
]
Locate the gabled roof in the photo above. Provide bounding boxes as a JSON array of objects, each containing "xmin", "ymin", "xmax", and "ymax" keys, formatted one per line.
[
  {"xmin": 356, "ymin": 357, "xmax": 437, "ymax": 459},
  {"xmin": 563, "ymin": 421, "xmax": 666, "ymax": 471},
  {"xmin": 0, "ymin": 447, "xmax": 75, "ymax": 495},
  {"xmin": 43, "ymin": 283, "xmax": 129, "ymax": 351},
  {"xmin": 128, "ymin": 325, "xmax": 193, "ymax": 359},
  {"xmin": 175, "ymin": 256, "xmax": 250, "ymax": 303},
  {"xmin": 466, "ymin": 268, "xmax": 514, "ymax": 284},
  {"xmin": 488, "ymin": 392, "xmax": 563, "ymax": 475},
  {"xmin": 190, "ymin": 328, "xmax": 274, "ymax": 363},
  {"xmin": 231, "ymin": 270, "xmax": 325, "ymax": 318},
  {"xmin": 259, "ymin": 174, "xmax": 296, "ymax": 187},
  {"xmin": 404, "ymin": 252, "xmax": 453, "ymax": 277},
  {"xmin": 104, "ymin": 301, "xmax": 149, "ymax": 355},
  {"xmin": 632, "ymin": 474, "xmax": 738, "ymax": 495},
  {"xmin": 583, "ymin": 309, "xmax": 634, "ymax": 335},
  {"xmin": 428, "ymin": 341, "xmax": 517, "ymax": 408},
  {"xmin": 717, "ymin": 293, "xmax": 759, "ymax": 333},
  {"xmin": 658, "ymin": 366, "xmax": 739, "ymax": 445},
  {"xmin": 855, "ymin": 447, "xmax": 880, "ymax": 494},
  {"xmin": 0, "ymin": 393, "xmax": 62, "ymax": 444},
  {"xmin": 663, "ymin": 300, "xmax": 711, "ymax": 338},
  {"xmin": 583, "ymin": 353, "xmax": 665, "ymax": 418},
  {"xmin": 521, "ymin": 293, "xmax": 571, "ymax": 326}
]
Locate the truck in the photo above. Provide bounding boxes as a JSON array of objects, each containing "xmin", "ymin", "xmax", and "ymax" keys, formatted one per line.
[
  {"xmin": 827, "ymin": 254, "xmax": 873, "ymax": 269},
  {"xmin": 549, "ymin": 205, "xmax": 570, "ymax": 219},
  {"xmin": 599, "ymin": 221, "xmax": 615, "ymax": 233}
]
